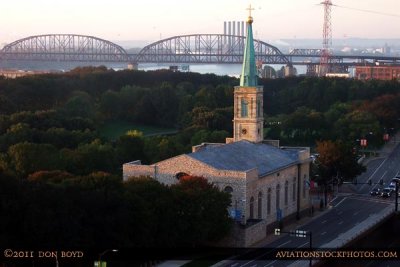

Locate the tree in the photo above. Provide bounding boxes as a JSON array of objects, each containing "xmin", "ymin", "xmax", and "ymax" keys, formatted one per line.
[
  {"xmin": 8, "ymin": 142, "xmax": 63, "ymax": 178},
  {"xmin": 62, "ymin": 91, "xmax": 94, "ymax": 118},
  {"xmin": 334, "ymin": 109, "xmax": 381, "ymax": 147},
  {"xmin": 314, "ymin": 140, "xmax": 366, "ymax": 205},
  {"xmin": 123, "ymin": 176, "xmax": 178, "ymax": 247},
  {"xmin": 171, "ymin": 175, "xmax": 232, "ymax": 245},
  {"xmin": 27, "ymin": 170, "xmax": 74, "ymax": 184},
  {"xmin": 115, "ymin": 132, "xmax": 146, "ymax": 165},
  {"xmin": 61, "ymin": 139, "xmax": 117, "ymax": 175},
  {"xmin": 190, "ymin": 129, "xmax": 230, "ymax": 146},
  {"xmin": 0, "ymin": 94, "xmax": 16, "ymax": 114},
  {"xmin": 195, "ymin": 85, "xmax": 217, "ymax": 108},
  {"xmin": 316, "ymin": 140, "xmax": 365, "ymax": 181},
  {"xmin": 150, "ymin": 82, "xmax": 180, "ymax": 126},
  {"xmin": 361, "ymin": 94, "xmax": 400, "ymax": 128},
  {"xmin": 99, "ymin": 90, "xmax": 121, "ymax": 120}
]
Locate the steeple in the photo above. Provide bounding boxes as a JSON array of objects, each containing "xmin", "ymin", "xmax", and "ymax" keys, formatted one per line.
[
  {"xmin": 240, "ymin": 5, "xmax": 258, "ymax": 87},
  {"xmin": 229, "ymin": 6, "xmax": 264, "ymax": 144}
]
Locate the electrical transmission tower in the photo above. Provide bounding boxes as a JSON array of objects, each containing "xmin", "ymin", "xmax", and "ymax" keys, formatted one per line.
[{"xmin": 319, "ymin": 0, "xmax": 333, "ymax": 76}]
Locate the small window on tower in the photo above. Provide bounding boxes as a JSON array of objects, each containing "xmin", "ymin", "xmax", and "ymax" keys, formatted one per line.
[{"xmin": 241, "ymin": 99, "xmax": 248, "ymax": 117}]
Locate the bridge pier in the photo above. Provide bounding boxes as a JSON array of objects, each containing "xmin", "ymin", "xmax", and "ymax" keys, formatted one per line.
[
  {"xmin": 306, "ymin": 64, "xmax": 317, "ymax": 77},
  {"xmin": 127, "ymin": 62, "xmax": 138, "ymax": 70}
]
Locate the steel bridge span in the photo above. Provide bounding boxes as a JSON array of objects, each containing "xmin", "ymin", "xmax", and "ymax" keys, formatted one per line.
[
  {"xmin": 1, "ymin": 34, "xmax": 399, "ymax": 67},
  {"xmin": 0, "ymin": 34, "xmax": 129, "ymax": 62},
  {"xmin": 134, "ymin": 34, "xmax": 290, "ymax": 64}
]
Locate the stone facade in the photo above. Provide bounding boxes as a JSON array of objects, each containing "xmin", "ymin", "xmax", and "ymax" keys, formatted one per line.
[
  {"xmin": 123, "ymin": 145, "xmax": 310, "ymax": 247},
  {"xmin": 233, "ymin": 86, "xmax": 264, "ymax": 143}
]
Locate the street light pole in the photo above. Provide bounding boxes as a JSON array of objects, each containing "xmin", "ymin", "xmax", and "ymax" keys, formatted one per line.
[
  {"xmin": 98, "ymin": 249, "xmax": 118, "ymax": 267},
  {"xmin": 274, "ymin": 229, "xmax": 312, "ymax": 266},
  {"xmin": 395, "ymin": 180, "xmax": 399, "ymax": 212},
  {"xmin": 309, "ymin": 231, "xmax": 313, "ymax": 267}
]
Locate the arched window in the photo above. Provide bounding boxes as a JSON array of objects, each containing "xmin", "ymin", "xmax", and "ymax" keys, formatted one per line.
[
  {"xmin": 224, "ymin": 186, "xmax": 233, "ymax": 194},
  {"xmin": 250, "ymin": 197, "xmax": 254, "ymax": 219},
  {"xmin": 292, "ymin": 177, "xmax": 296, "ymax": 202},
  {"xmin": 267, "ymin": 188, "xmax": 271, "ymax": 215},
  {"xmin": 175, "ymin": 172, "xmax": 188, "ymax": 180},
  {"xmin": 257, "ymin": 99, "xmax": 262, "ymax": 117},
  {"xmin": 224, "ymin": 186, "xmax": 233, "ymax": 206},
  {"xmin": 284, "ymin": 181, "xmax": 289, "ymax": 206},
  {"xmin": 258, "ymin": 192, "xmax": 262, "ymax": 219},
  {"xmin": 276, "ymin": 184, "xmax": 281, "ymax": 209},
  {"xmin": 241, "ymin": 98, "xmax": 248, "ymax": 117}
]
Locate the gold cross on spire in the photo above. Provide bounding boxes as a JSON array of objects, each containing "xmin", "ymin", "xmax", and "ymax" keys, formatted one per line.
[
  {"xmin": 246, "ymin": 4, "xmax": 255, "ymax": 23},
  {"xmin": 246, "ymin": 4, "xmax": 255, "ymax": 17}
]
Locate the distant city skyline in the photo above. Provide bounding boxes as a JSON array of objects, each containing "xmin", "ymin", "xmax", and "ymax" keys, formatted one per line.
[{"xmin": 1, "ymin": 0, "xmax": 399, "ymax": 47}]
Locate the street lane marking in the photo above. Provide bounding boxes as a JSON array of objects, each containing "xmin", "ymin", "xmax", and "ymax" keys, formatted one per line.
[
  {"xmin": 231, "ymin": 263, "xmax": 239, "ymax": 267},
  {"xmin": 297, "ymin": 242, "xmax": 309, "ymax": 248},
  {"xmin": 353, "ymin": 211, "xmax": 359, "ymax": 216},
  {"xmin": 321, "ymin": 220, "xmax": 327, "ymax": 224},
  {"xmin": 338, "ymin": 221, "xmax": 343, "ymax": 225},
  {"xmin": 240, "ymin": 240, "xmax": 292, "ymax": 267},
  {"xmin": 348, "ymin": 195, "xmax": 393, "ymax": 204},
  {"xmin": 321, "ymin": 231, "xmax": 327, "ymax": 235},
  {"xmin": 361, "ymin": 158, "xmax": 389, "ymax": 191},
  {"xmin": 334, "ymin": 198, "xmax": 347, "ymax": 208},
  {"xmin": 288, "ymin": 260, "xmax": 301, "ymax": 267},
  {"xmin": 277, "ymin": 240, "xmax": 292, "ymax": 248},
  {"xmin": 337, "ymin": 211, "xmax": 343, "ymax": 215},
  {"xmin": 263, "ymin": 260, "xmax": 277, "ymax": 267},
  {"xmin": 239, "ymin": 260, "xmax": 254, "ymax": 267},
  {"xmin": 370, "ymin": 171, "xmax": 387, "ymax": 191}
]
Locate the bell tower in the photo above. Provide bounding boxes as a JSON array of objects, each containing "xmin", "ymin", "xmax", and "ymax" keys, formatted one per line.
[{"xmin": 233, "ymin": 6, "xmax": 264, "ymax": 143}]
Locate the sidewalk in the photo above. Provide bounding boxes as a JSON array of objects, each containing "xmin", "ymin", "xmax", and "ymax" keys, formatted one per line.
[{"xmin": 253, "ymin": 208, "xmax": 329, "ymax": 248}]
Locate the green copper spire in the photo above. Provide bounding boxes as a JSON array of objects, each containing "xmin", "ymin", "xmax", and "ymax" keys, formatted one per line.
[{"xmin": 240, "ymin": 13, "xmax": 258, "ymax": 87}]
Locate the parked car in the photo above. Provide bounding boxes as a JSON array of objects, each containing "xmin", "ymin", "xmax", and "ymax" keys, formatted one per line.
[
  {"xmin": 390, "ymin": 177, "xmax": 400, "ymax": 188},
  {"xmin": 370, "ymin": 188, "xmax": 381, "ymax": 196},
  {"xmin": 381, "ymin": 188, "xmax": 392, "ymax": 198},
  {"xmin": 388, "ymin": 184, "xmax": 396, "ymax": 192}
]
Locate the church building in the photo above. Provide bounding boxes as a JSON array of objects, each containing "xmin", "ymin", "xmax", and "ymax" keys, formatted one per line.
[{"xmin": 123, "ymin": 12, "xmax": 311, "ymax": 247}]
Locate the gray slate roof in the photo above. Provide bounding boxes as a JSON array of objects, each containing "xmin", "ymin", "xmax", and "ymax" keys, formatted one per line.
[{"xmin": 187, "ymin": 140, "xmax": 300, "ymax": 176}]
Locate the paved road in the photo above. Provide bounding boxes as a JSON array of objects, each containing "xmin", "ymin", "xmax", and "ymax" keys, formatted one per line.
[
  {"xmin": 355, "ymin": 141, "xmax": 400, "ymax": 196},
  {"xmin": 219, "ymin": 141, "xmax": 400, "ymax": 267},
  {"xmin": 221, "ymin": 196, "xmax": 392, "ymax": 267}
]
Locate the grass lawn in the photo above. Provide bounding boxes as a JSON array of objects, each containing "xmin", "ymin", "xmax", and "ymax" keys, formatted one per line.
[{"xmin": 99, "ymin": 120, "xmax": 177, "ymax": 140}]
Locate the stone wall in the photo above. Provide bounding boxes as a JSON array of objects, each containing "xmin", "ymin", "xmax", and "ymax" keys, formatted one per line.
[
  {"xmin": 246, "ymin": 165, "xmax": 300, "ymax": 225},
  {"xmin": 215, "ymin": 220, "xmax": 267, "ymax": 247},
  {"xmin": 122, "ymin": 146, "xmax": 311, "ymax": 247},
  {"xmin": 156, "ymin": 155, "xmax": 250, "ymax": 216},
  {"xmin": 123, "ymin": 160, "xmax": 155, "ymax": 181},
  {"xmin": 233, "ymin": 85, "xmax": 264, "ymax": 143},
  {"xmin": 243, "ymin": 220, "xmax": 268, "ymax": 247}
]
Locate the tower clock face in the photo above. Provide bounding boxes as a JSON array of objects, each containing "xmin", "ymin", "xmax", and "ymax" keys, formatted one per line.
[{"xmin": 241, "ymin": 128, "xmax": 247, "ymax": 135}]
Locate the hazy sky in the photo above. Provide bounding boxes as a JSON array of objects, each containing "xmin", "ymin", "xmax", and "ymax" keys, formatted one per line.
[{"xmin": 1, "ymin": 0, "xmax": 399, "ymax": 46}]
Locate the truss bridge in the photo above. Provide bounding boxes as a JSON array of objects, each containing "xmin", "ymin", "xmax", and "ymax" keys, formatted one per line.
[{"xmin": 1, "ymin": 34, "xmax": 399, "ymax": 69}]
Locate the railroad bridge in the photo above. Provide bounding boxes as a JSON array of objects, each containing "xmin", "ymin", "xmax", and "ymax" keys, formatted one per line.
[{"xmin": 0, "ymin": 34, "xmax": 399, "ymax": 68}]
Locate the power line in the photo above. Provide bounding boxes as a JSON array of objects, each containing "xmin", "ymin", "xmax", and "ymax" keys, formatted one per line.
[{"xmin": 332, "ymin": 4, "xmax": 400, "ymax": 18}]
